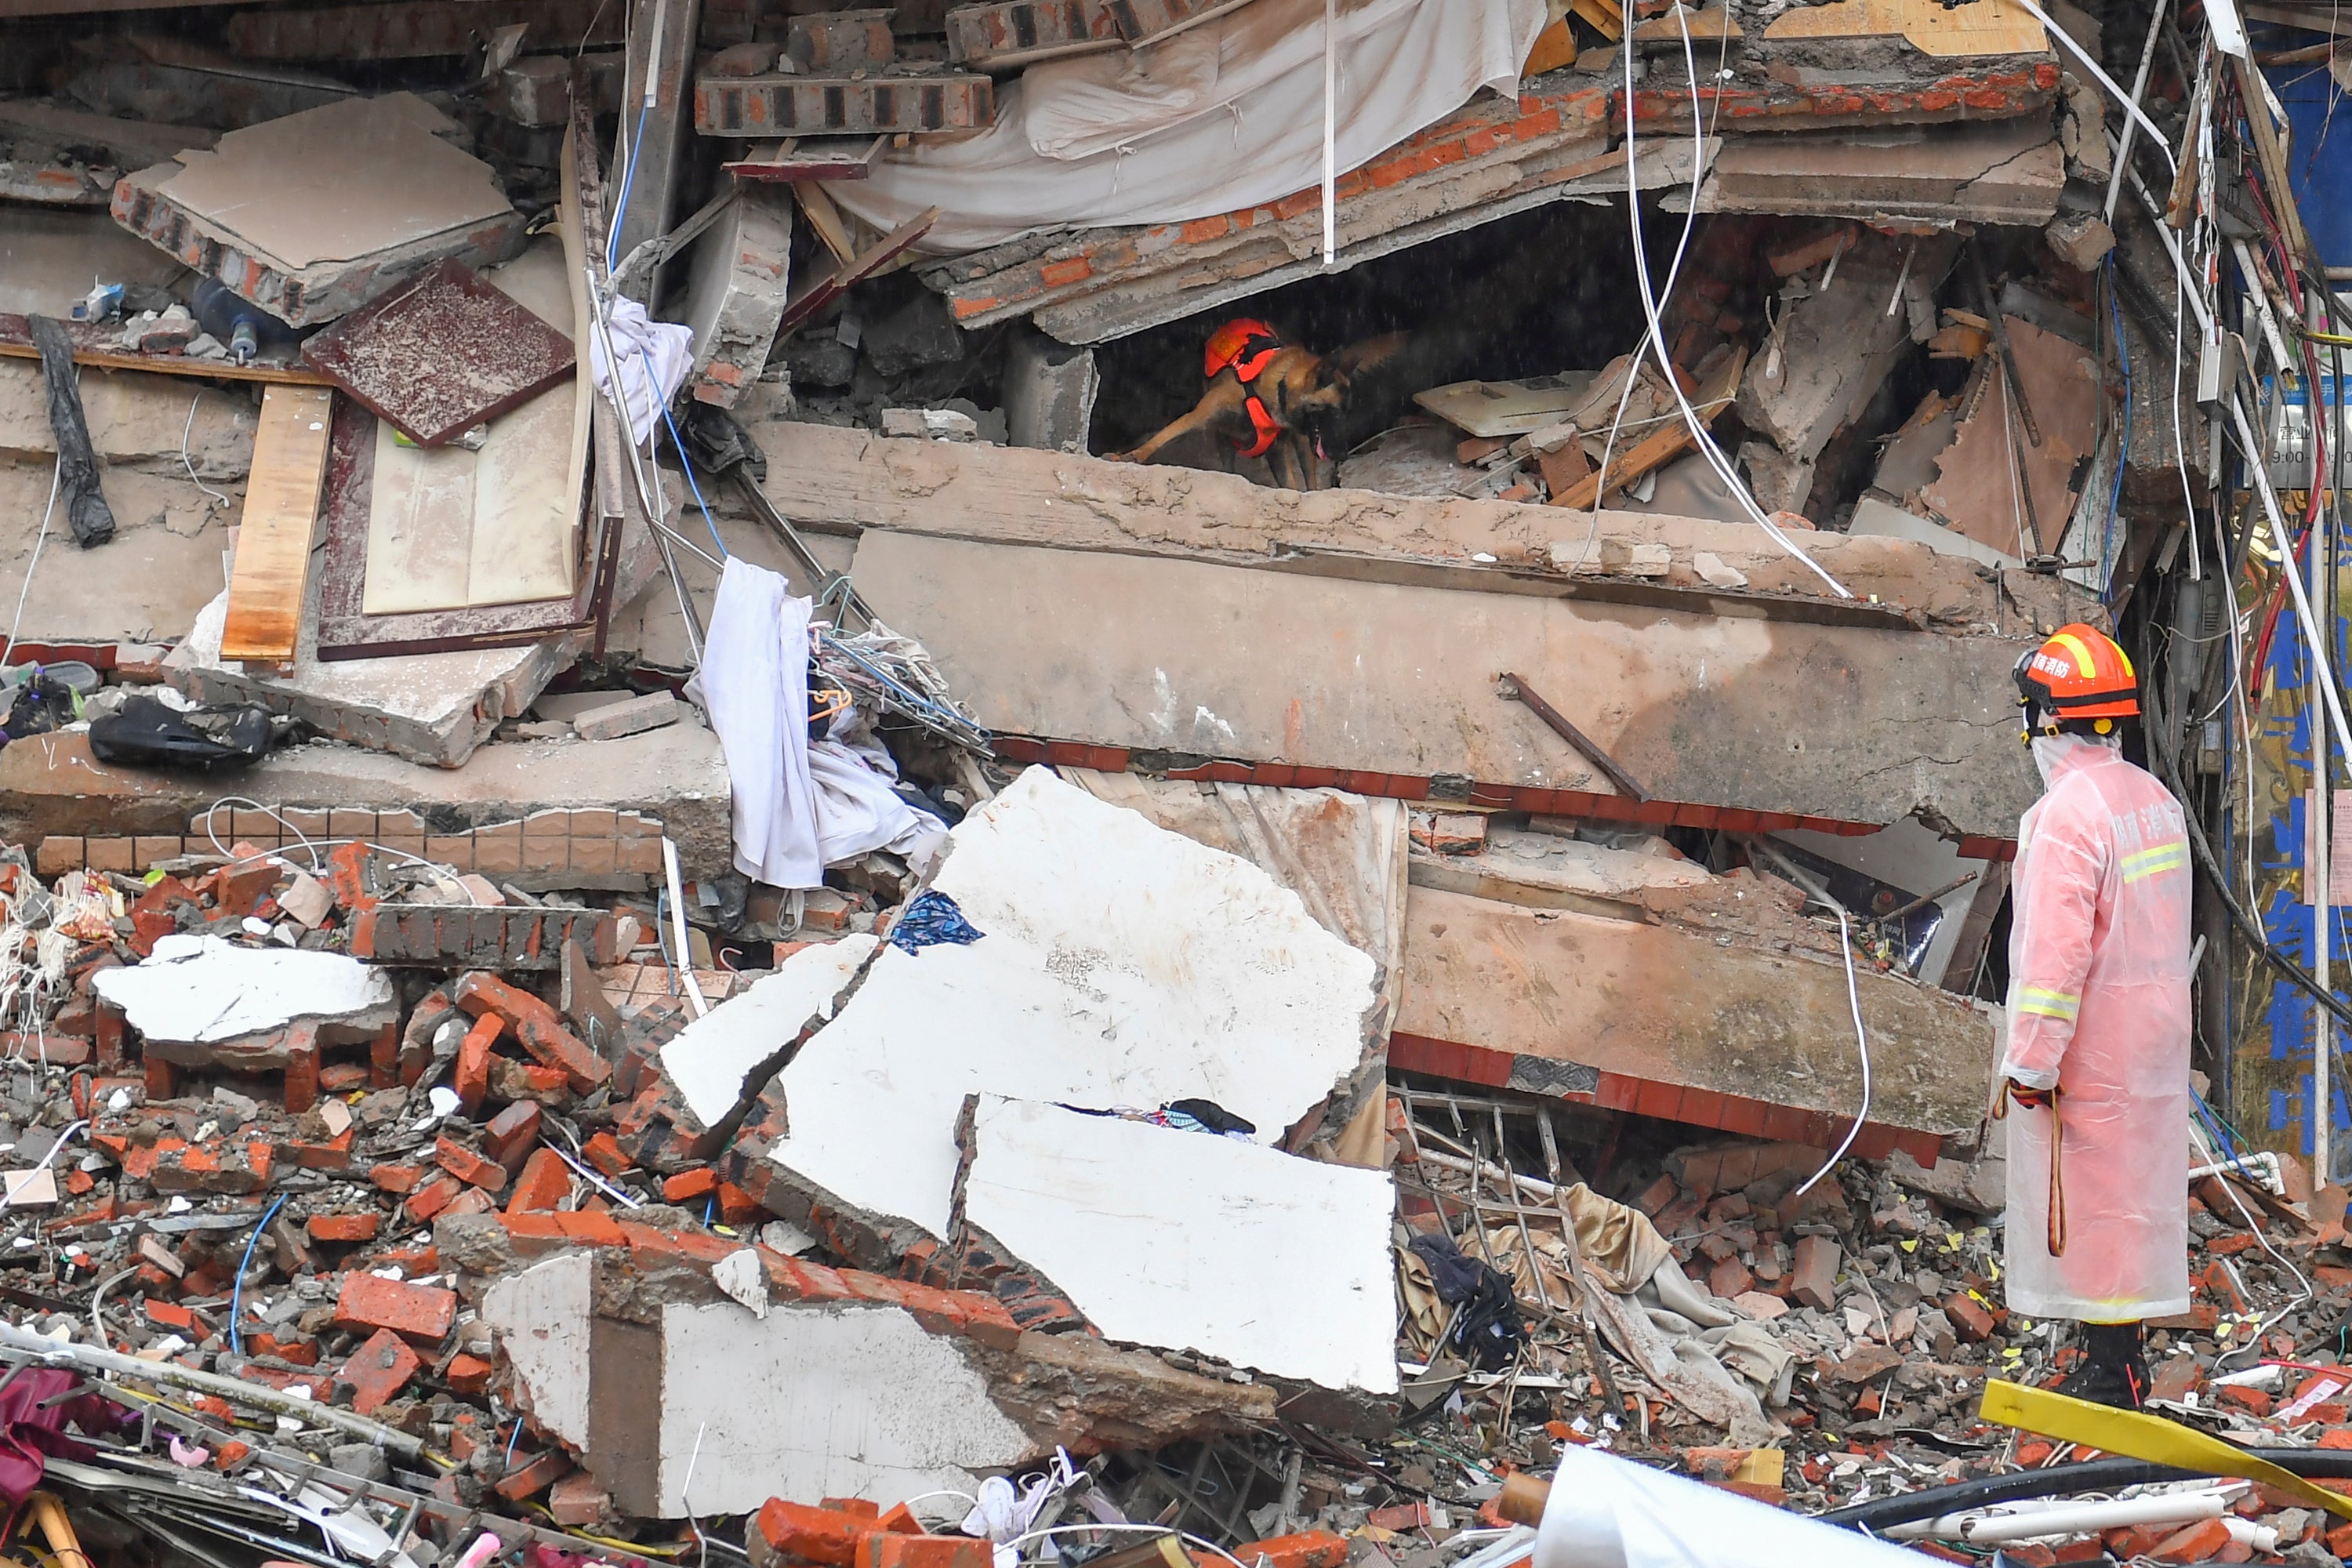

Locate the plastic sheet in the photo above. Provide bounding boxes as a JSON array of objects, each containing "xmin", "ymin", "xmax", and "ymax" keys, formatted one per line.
[
  {"xmin": 2000, "ymin": 732, "xmax": 2194, "ymax": 1320},
  {"xmin": 828, "ymin": 0, "xmax": 1543, "ymax": 252},
  {"xmin": 1532, "ymin": 1445, "xmax": 1924, "ymax": 1568}
]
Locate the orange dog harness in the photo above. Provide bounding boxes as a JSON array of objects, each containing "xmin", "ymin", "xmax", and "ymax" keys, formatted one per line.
[{"xmin": 1203, "ymin": 318, "xmax": 1285, "ymax": 458}]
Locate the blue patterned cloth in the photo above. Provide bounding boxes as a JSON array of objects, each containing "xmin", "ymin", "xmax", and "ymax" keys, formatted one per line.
[{"xmin": 889, "ymin": 889, "xmax": 985, "ymax": 953}]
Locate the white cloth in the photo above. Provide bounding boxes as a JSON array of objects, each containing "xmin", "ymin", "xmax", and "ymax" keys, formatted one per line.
[
  {"xmin": 828, "ymin": 0, "xmax": 1545, "ymax": 253},
  {"xmin": 686, "ymin": 558, "xmax": 949, "ymax": 891},
  {"xmin": 588, "ymin": 294, "xmax": 693, "ymax": 445},
  {"xmin": 688, "ymin": 558, "xmax": 824, "ymax": 890},
  {"xmin": 1534, "ymin": 1445, "xmax": 1923, "ymax": 1568}
]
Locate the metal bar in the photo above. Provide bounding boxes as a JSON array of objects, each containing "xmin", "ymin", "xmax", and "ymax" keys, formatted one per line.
[
  {"xmin": 1539, "ymin": 1109, "xmax": 1628, "ymax": 1417},
  {"xmin": 1967, "ymin": 241, "xmax": 2042, "ymax": 447},
  {"xmin": 1497, "ymin": 673, "xmax": 1648, "ymax": 800}
]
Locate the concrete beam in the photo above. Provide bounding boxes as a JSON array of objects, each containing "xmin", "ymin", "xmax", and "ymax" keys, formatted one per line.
[
  {"xmin": 673, "ymin": 186, "xmax": 792, "ymax": 407},
  {"xmin": 847, "ymin": 528, "xmax": 2045, "ymax": 846},
  {"xmin": 1392, "ymin": 883, "xmax": 1993, "ymax": 1153},
  {"xmin": 1679, "ymin": 118, "xmax": 2066, "ymax": 227},
  {"xmin": 740, "ymin": 417, "xmax": 2096, "ymax": 633},
  {"xmin": 0, "ymin": 726, "xmax": 735, "ymax": 881}
]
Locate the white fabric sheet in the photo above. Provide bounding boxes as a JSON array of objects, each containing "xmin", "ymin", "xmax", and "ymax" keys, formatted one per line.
[
  {"xmin": 828, "ymin": 0, "xmax": 1545, "ymax": 253},
  {"xmin": 1534, "ymin": 1445, "xmax": 1924, "ymax": 1568},
  {"xmin": 588, "ymin": 294, "xmax": 693, "ymax": 445},
  {"xmin": 687, "ymin": 558, "xmax": 947, "ymax": 891}
]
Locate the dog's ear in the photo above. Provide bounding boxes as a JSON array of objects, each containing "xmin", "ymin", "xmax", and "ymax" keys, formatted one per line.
[{"xmin": 1319, "ymin": 332, "xmax": 1409, "ymax": 387}]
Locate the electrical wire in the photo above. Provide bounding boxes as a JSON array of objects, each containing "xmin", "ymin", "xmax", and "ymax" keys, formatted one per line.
[
  {"xmin": 1, "ymin": 459, "xmax": 60, "ymax": 672},
  {"xmin": 1796, "ymin": 902, "xmax": 1872, "ymax": 1197},
  {"xmin": 179, "ymin": 393, "xmax": 230, "ymax": 510},
  {"xmin": 1618, "ymin": 13, "xmax": 1855, "ymax": 599},
  {"xmin": 228, "ymin": 1193, "xmax": 287, "ymax": 1356}
]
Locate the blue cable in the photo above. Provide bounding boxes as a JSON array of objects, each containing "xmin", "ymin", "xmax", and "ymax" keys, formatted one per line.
[
  {"xmin": 657, "ymin": 386, "xmax": 729, "ymax": 562},
  {"xmin": 228, "ymin": 1193, "xmax": 286, "ymax": 1355},
  {"xmin": 606, "ymin": 102, "xmax": 651, "ymax": 274},
  {"xmin": 506, "ymin": 1417, "xmax": 524, "ymax": 1468},
  {"xmin": 2101, "ymin": 256, "xmax": 2132, "ymax": 601}
]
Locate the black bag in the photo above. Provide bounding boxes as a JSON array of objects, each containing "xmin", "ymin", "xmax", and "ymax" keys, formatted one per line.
[{"xmin": 89, "ymin": 696, "xmax": 274, "ymax": 771}]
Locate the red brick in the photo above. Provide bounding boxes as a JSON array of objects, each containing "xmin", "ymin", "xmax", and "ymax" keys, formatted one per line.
[
  {"xmin": 249, "ymin": 1332, "xmax": 318, "ymax": 1366},
  {"xmin": 445, "ymin": 1352, "xmax": 494, "ymax": 1396},
  {"xmin": 454, "ymin": 973, "xmax": 611, "ymax": 1094},
  {"xmin": 332, "ymin": 1272, "xmax": 457, "ymax": 1345},
  {"xmin": 2216, "ymin": 1383, "xmax": 2272, "ymax": 1416},
  {"xmin": 1788, "ymin": 1235, "xmax": 1840, "ymax": 1311},
  {"xmin": 453, "ymin": 1014, "xmax": 499, "ymax": 1116},
  {"xmin": 750, "ymin": 1501, "xmax": 877, "ymax": 1568},
  {"xmin": 1707, "ymin": 1258, "xmax": 1754, "ymax": 1300},
  {"xmin": 716, "ymin": 1181, "xmax": 760, "ymax": 1225},
  {"xmin": 493, "ymin": 1446, "xmax": 572, "ymax": 1501},
  {"xmin": 663, "ymin": 1167, "xmax": 718, "ymax": 1203},
  {"xmin": 1946, "ymin": 1291, "xmax": 1998, "ymax": 1343},
  {"xmin": 2148, "ymin": 1518, "xmax": 2231, "ymax": 1563},
  {"xmin": 859, "ymin": 1534, "xmax": 987, "ymax": 1568},
  {"xmin": 1233, "ymin": 1533, "xmax": 1348, "ymax": 1568},
  {"xmin": 582, "ymin": 1131, "xmax": 629, "ymax": 1178},
  {"xmin": 555, "ymin": 1209, "xmax": 628, "ymax": 1247},
  {"xmin": 143, "ymin": 1298, "xmax": 195, "ymax": 1332},
  {"xmin": 404, "ymin": 1174, "xmax": 462, "ymax": 1224},
  {"xmin": 307, "ymin": 1213, "xmax": 379, "ymax": 1244},
  {"xmin": 506, "ymin": 1146, "xmax": 572, "ymax": 1214},
  {"xmin": 434, "ymin": 1136, "xmax": 508, "ymax": 1193},
  {"xmin": 483, "ymin": 1101, "xmax": 542, "ymax": 1169},
  {"xmin": 368, "ymin": 1162, "xmax": 427, "ymax": 1195},
  {"xmin": 336, "ymin": 1327, "xmax": 420, "ymax": 1415},
  {"xmin": 548, "ymin": 1470, "xmax": 612, "ymax": 1527},
  {"xmin": 285, "ymin": 1127, "xmax": 356, "ymax": 1171}
]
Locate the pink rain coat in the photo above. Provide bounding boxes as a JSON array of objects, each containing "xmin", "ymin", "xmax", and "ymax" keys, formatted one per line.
[{"xmin": 1998, "ymin": 734, "xmax": 2193, "ymax": 1323}]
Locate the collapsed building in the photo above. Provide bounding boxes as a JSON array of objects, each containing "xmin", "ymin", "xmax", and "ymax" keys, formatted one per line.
[{"xmin": 0, "ymin": 0, "xmax": 2341, "ymax": 1560}]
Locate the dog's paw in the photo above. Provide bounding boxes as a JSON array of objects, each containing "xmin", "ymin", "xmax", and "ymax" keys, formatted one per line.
[{"xmin": 1101, "ymin": 450, "xmax": 1135, "ymax": 463}]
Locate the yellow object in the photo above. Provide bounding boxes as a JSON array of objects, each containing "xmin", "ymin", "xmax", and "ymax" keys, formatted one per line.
[
  {"xmin": 1731, "ymin": 1449, "xmax": 1784, "ymax": 1486},
  {"xmin": 1980, "ymin": 1379, "xmax": 2352, "ymax": 1520},
  {"xmin": 1524, "ymin": 17, "xmax": 1580, "ymax": 73},
  {"xmin": 24, "ymin": 1495, "xmax": 89, "ymax": 1568},
  {"xmin": 1762, "ymin": 0, "xmax": 2042, "ymax": 54},
  {"xmin": 1569, "ymin": 0, "xmax": 1624, "ymax": 42}
]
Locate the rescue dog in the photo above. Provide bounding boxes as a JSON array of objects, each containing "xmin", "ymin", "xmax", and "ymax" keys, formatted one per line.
[{"xmin": 1112, "ymin": 319, "xmax": 1406, "ymax": 491}]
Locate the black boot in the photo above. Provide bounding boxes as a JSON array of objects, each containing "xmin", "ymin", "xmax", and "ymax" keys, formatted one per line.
[{"xmin": 2055, "ymin": 1320, "xmax": 2149, "ymax": 1410}]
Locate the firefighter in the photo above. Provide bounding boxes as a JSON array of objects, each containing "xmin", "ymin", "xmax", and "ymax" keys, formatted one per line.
[{"xmin": 1995, "ymin": 622, "xmax": 2193, "ymax": 1409}]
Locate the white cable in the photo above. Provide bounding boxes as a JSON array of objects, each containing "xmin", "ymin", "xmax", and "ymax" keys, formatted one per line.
[
  {"xmin": 2195, "ymin": 1115, "xmax": 2312, "ymax": 1369},
  {"xmin": 194, "ymin": 796, "xmax": 485, "ymax": 905},
  {"xmin": 0, "ymin": 459, "xmax": 60, "ymax": 673},
  {"xmin": 1319, "ymin": 0, "xmax": 1337, "ymax": 267},
  {"xmin": 1795, "ymin": 901, "xmax": 1872, "ymax": 1196},
  {"xmin": 2010, "ymin": 0, "xmax": 2178, "ymax": 176},
  {"xmin": 179, "ymin": 392, "xmax": 230, "ymax": 510},
  {"xmin": 1621, "ymin": 16, "xmax": 1856, "ymax": 598}
]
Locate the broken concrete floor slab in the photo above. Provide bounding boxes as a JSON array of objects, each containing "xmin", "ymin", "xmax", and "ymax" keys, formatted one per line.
[
  {"xmin": 166, "ymin": 588, "xmax": 579, "ymax": 769},
  {"xmin": 737, "ymin": 412, "xmax": 2098, "ymax": 633},
  {"xmin": 92, "ymin": 932, "xmax": 394, "ymax": 1043},
  {"xmin": 111, "ymin": 93, "xmax": 527, "ymax": 327},
  {"xmin": 660, "ymin": 934, "xmax": 879, "ymax": 1129},
  {"xmin": 760, "ymin": 767, "xmax": 1381, "ymax": 1253},
  {"xmin": 958, "ymin": 1095, "xmax": 1399, "ymax": 1392},
  {"xmin": 1392, "ymin": 880, "xmax": 1994, "ymax": 1154},
  {"xmin": 848, "ymin": 528, "xmax": 2044, "ymax": 847},
  {"xmin": 461, "ymin": 1214, "xmax": 1270, "ymax": 1517}
]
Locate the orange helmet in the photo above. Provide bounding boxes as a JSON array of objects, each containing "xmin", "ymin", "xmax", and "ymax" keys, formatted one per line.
[{"xmin": 2014, "ymin": 623, "xmax": 2139, "ymax": 734}]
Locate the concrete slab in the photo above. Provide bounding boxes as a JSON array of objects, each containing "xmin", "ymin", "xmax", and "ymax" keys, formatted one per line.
[
  {"xmin": 959, "ymin": 1096, "xmax": 1399, "ymax": 1392},
  {"xmin": 764, "ymin": 768, "xmax": 1380, "ymax": 1249},
  {"xmin": 166, "ymin": 589, "xmax": 575, "ymax": 769},
  {"xmin": 673, "ymin": 185, "xmax": 793, "ymax": 408},
  {"xmin": 481, "ymin": 1252, "xmax": 595, "ymax": 1447},
  {"xmin": 1394, "ymin": 882, "xmax": 1994, "ymax": 1147},
  {"xmin": 111, "ymin": 94, "xmax": 527, "ymax": 327},
  {"xmin": 0, "ymin": 458, "xmax": 233, "ymax": 646},
  {"xmin": 848, "ymin": 528, "xmax": 2045, "ymax": 845},
  {"xmin": 92, "ymin": 934, "xmax": 394, "ymax": 1043},
  {"xmin": 660, "ymin": 935, "xmax": 878, "ymax": 1128}
]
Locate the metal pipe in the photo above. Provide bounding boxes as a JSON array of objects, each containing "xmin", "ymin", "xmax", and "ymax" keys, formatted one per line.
[{"xmin": 0, "ymin": 1321, "xmax": 423, "ymax": 1458}]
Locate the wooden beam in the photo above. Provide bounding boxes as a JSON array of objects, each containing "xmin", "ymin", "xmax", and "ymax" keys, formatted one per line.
[
  {"xmin": 0, "ymin": 315, "xmax": 332, "ymax": 387},
  {"xmin": 1552, "ymin": 345, "xmax": 1744, "ymax": 510},
  {"xmin": 220, "ymin": 385, "xmax": 334, "ymax": 665}
]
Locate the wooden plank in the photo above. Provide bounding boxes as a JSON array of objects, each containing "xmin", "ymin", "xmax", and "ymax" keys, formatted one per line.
[
  {"xmin": 1761, "ymin": 0, "xmax": 2043, "ymax": 54},
  {"xmin": 776, "ymin": 205, "xmax": 936, "ymax": 336},
  {"xmin": 723, "ymin": 136, "xmax": 884, "ymax": 182},
  {"xmin": 219, "ymin": 384, "xmax": 333, "ymax": 664},
  {"xmin": 1552, "ymin": 345, "xmax": 1745, "ymax": 510},
  {"xmin": 791, "ymin": 180, "xmax": 859, "ymax": 266}
]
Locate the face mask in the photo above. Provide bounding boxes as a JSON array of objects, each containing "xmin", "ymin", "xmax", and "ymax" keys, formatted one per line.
[{"xmin": 2031, "ymin": 735, "xmax": 2068, "ymax": 787}]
